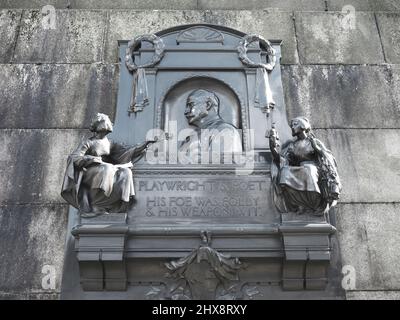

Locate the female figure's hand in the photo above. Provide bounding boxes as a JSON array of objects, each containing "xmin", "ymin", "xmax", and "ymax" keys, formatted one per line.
[
  {"xmin": 83, "ymin": 155, "xmax": 103, "ymax": 166},
  {"xmin": 269, "ymin": 128, "xmax": 281, "ymax": 165}
]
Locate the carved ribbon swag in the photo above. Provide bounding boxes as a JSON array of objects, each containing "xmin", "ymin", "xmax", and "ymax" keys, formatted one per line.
[
  {"xmin": 125, "ymin": 34, "xmax": 165, "ymax": 114},
  {"xmin": 238, "ymin": 34, "xmax": 276, "ymax": 114}
]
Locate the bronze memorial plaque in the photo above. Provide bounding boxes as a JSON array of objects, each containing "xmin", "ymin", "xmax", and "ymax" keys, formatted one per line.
[{"xmin": 60, "ymin": 24, "xmax": 343, "ymax": 300}]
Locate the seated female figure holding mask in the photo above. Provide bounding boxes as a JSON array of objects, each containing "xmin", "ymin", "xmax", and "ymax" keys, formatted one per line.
[{"xmin": 61, "ymin": 113, "xmax": 156, "ymax": 217}]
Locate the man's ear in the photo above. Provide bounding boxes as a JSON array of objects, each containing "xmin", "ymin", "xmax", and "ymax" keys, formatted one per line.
[{"xmin": 206, "ymin": 100, "xmax": 213, "ymax": 111}]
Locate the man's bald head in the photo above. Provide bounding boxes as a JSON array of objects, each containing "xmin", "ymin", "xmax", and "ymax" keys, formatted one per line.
[
  {"xmin": 184, "ymin": 89, "xmax": 221, "ymax": 126},
  {"xmin": 187, "ymin": 89, "xmax": 220, "ymax": 113}
]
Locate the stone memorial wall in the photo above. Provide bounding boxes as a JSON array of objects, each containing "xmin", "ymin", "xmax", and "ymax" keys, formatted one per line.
[{"xmin": 0, "ymin": 0, "xmax": 399, "ymax": 300}]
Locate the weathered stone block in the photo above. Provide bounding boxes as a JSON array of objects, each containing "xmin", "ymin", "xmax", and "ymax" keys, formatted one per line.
[
  {"xmin": 0, "ymin": 129, "xmax": 85, "ymax": 204},
  {"xmin": 282, "ymin": 65, "xmax": 400, "ymax": 128},
  {"xmin": 336, "ymin": 204, "xmax": 400, "ymax": 291},
  {"xmin": 198, "ymin": 0, "xmax": 326, "ymax": 11},
  {"xmin": 376, "ymin": 13, "xmax": 400, "ymax": 64},
  {"xmin": 295, "ymin": 12, "xmax": 384, "ymax": 64},
  {"xmin": 327, "ymin": 0, "xmax": 372, "ymax": 11},
  {"xmin": 105, "ymin": 10, "xmax": 202, "ymax": 63},
  {"xmin": 105, "ymin": 10, "xmax": 297, "ymax": 64},
  {"xmin": 314, "ymin": 129, "xmax": 400, "ymax": 203},
  {"xmin": 371, "ymin": 0, "xmax": 400, "ymax": 11},
  {"xmin": 346, "ymin": 291, "xmax": 400, "ymax": 300},
  {"xmin": 205, "ymin": 11, "xmax": 297, "ymax": 64},
  {"xmin": 0, "ymin": 0, "xmax": 69, "ymax": 9},
  {"xmin": 327, "ymin": 0, "xmax": 400, "ymax": 11},
  {"xmin": 69, "ymin": 0, "xmax": 198, "ymax": 9},
  {"xmin": 0, "ymin": 204, "xmax": 68, "ymax": 294},
  {"xmin": 0, "ymin": 10, "xmax": 22, "ymax": 63},
  {"xmin": 13, "ymin": 10, "xmax": 107, "ymax": 63},
  {"xmin": 0, "ymin": 64, "xmax": 118, "ymax": 129}
]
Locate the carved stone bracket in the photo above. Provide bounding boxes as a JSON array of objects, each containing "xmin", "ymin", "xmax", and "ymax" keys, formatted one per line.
[
  {"xmin": 71, "ymin": 222, "xmax": 129, "ymax": 291},
  {"xmin": 279, "ymin": 223, "xmax": 336, "ymax": 290},
  {"xmin": 70, "ymin": 220, "xmax": 337, "ymax": 294}
]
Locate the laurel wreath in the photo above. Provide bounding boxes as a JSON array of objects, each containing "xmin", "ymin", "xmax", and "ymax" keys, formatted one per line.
[
  {"xmin": 237, "ymin": 34, "xmax": 276, "ymax": 71},
  {"xmin": 125, "ymin": 34, "xmax": 165, "ymax": 72}
]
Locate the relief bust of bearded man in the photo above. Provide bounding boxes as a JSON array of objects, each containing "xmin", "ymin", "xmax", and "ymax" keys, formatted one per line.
[{"xmin": 179, "ymin": 89, "xmax": 243, "ymax": 164}]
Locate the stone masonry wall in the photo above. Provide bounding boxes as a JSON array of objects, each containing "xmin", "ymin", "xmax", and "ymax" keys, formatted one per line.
[{"xmin": 0, "ymin": 0, "xmax": 399, "ymax": 299}]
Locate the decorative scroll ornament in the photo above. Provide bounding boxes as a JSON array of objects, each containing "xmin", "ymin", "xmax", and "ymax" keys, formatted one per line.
[
  {"xmin": 163, "ymin": 231, "xmax": 242, "ymax": 300},
  {"xmin": 125, "ymin": 34, "xmax": 165, "ymax": 114}
]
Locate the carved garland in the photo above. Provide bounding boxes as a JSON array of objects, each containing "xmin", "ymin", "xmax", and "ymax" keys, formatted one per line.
[
  {"xmin": 125, "ymin": 34, "xmax": 165, "ymax": 71},
  {"xmin": 238, "ymin": 34, "xmax": 276, "ymax": 132},
  {"xmin": 237, "ymin": 34, "xmax": 276, "ymax": 71}
]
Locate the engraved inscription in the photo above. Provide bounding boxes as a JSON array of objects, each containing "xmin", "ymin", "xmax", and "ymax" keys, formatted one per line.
[{"xmin": 130, "ymin": 176, "xmax": 275, "ymax": 224}]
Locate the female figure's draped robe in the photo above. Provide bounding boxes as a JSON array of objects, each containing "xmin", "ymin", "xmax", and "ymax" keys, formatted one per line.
[
  {"xmin": 271, "ymin": 137, "xmax": 340, "ymax": 214},
  {"xmin": 61, "ymin": 137, "xmax": 144, "ymax": 215}
]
